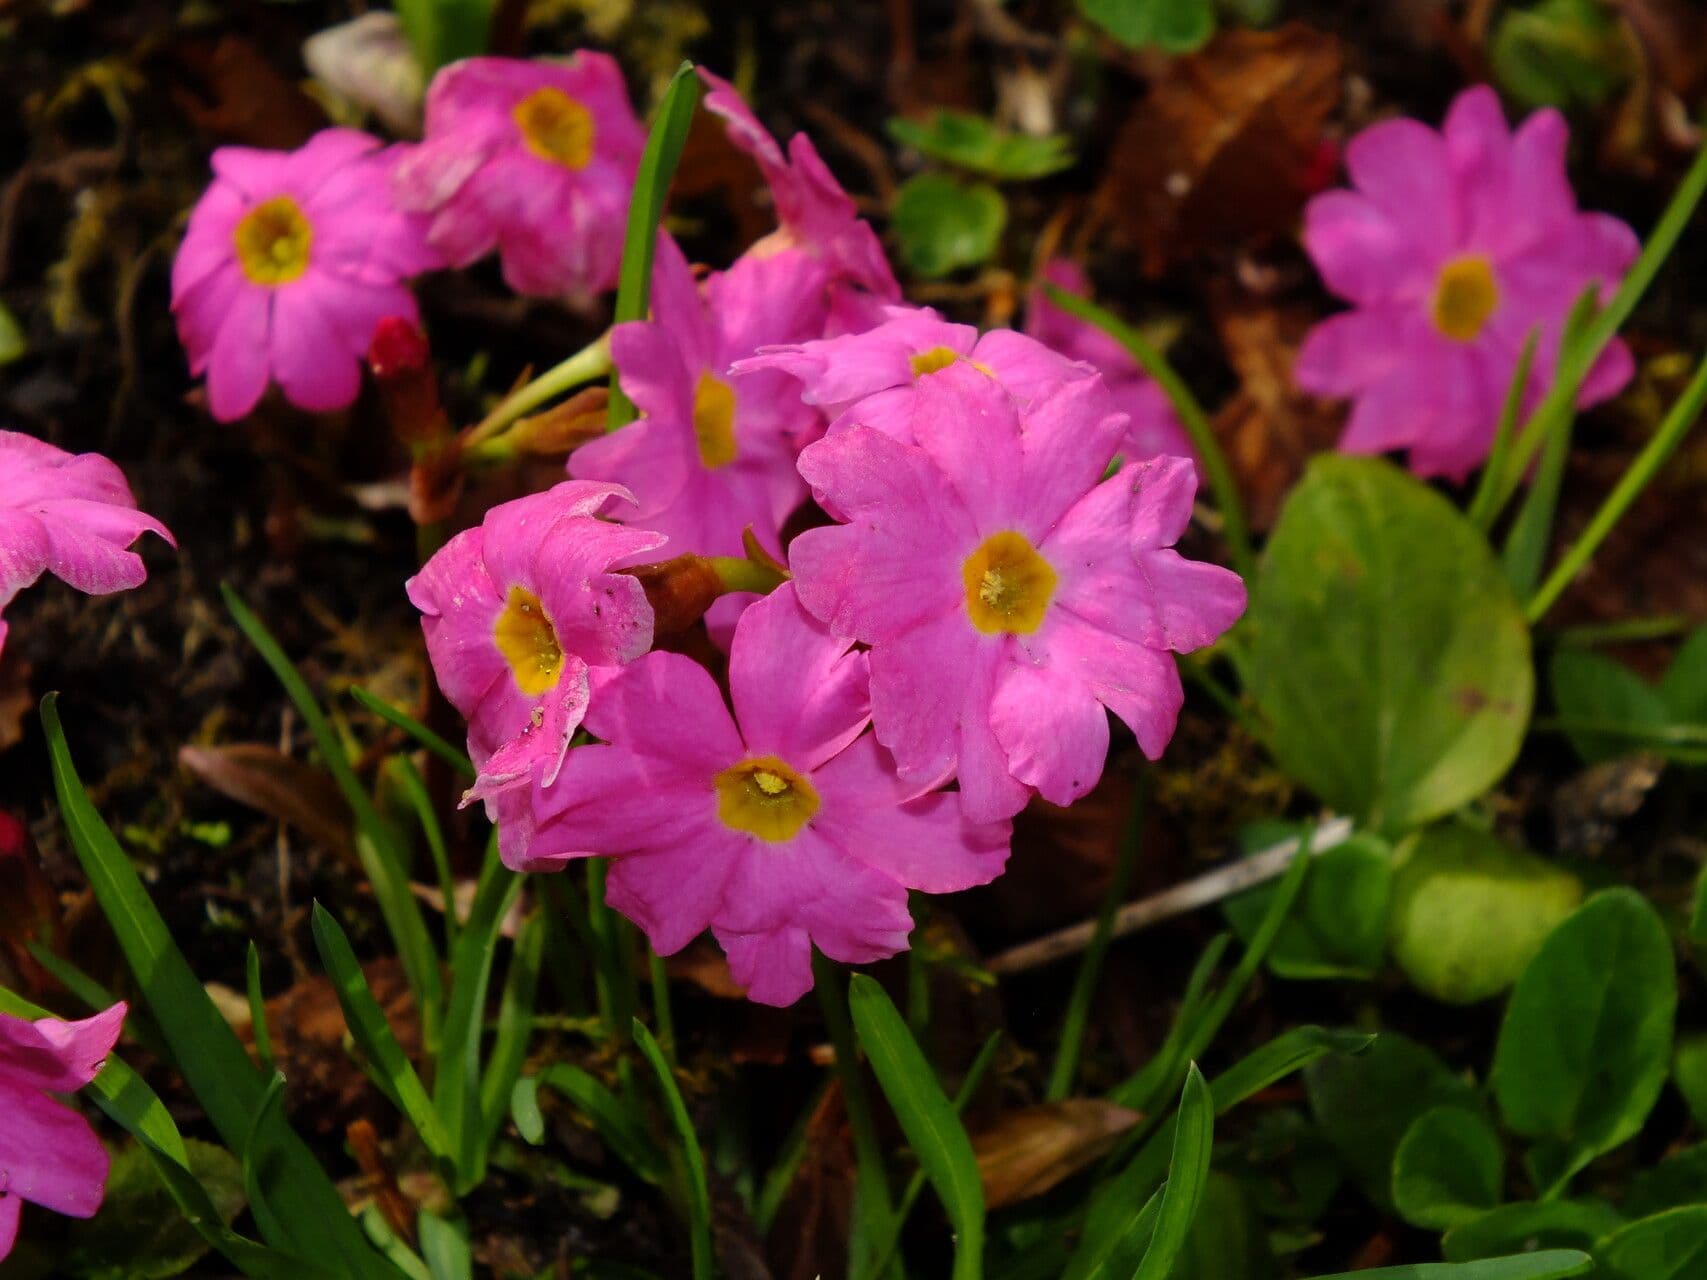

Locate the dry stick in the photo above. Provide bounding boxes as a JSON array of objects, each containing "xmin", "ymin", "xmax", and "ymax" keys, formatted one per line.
[{"xmin": 986, "ymin": 815, "xmax": 1354, "ymax": 976}]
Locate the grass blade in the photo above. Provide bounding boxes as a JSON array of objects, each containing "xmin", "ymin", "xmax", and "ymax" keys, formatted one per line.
[
  {"xmin": 1469, "ymin": 329, "xmax": 1540, "ymax": 531},
  {"xmin": 1131, "ymin": 1065, "xmax": 1213, "ymax": 1280},
  {"xmin": 513, "ymin": 1063, "xmax": 664, "ymax": 1182},
  {"xmin": 389, "ymin": 755, "xmax": 458, "ymax": 947},
  {"xmin": 608, "ymin": 62, "xmax": 702, "ymax": 429},
  {"xmin": 1303, "ymin": 1252, "xmax": 1592, "ymax": 1279},
  {"xmin": 479, "ymin": 910, "xmax": 545, "ymax": 1150},
  {"xmin": 351, "ymin": 686, "xmax": 474, "ymax": 781},
  {"xmin": 247, "ymin": 942, "xmax": 275, "ymax": 1076},
  {"xmin": 633, "ymin": 1018, "xmax": 714, "ymax": 1280},
  {"xmin": 417, "ymin": 1212, "xmax": 473, "ymax": 1280},
  {"xmin": 849, "ymin": 974, "xmax": 985, "ymax": 1280}
]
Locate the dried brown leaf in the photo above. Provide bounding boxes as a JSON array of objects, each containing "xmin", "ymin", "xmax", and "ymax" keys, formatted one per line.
[
  {"xmin": 179, "ymin": 742, "xmax": 355, "ymax": 863},
  {"xmin": 971, "ymin": 1099, "xmax": 1141, "ymax": 1209}
]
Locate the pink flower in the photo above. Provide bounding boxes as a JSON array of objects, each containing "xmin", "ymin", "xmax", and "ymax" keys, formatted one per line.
[
  {"xmin": 1026, "ymin": 261, "xmax": 1193, "ymax": 463},
  {"xmin": 569, "ymin": 237, "xmax": 825, "ymax": 577},
  {"xmin": 394, "ymin": 55, "xmax": 644, "ymax": 298},
  {"xmin": 0, "ymin": 432, "xmax": 174, "ymax": 662},
  {"xmin": 790, "ymin": 365, "xmax": 1246, "ymax": 823},
  {"xmin": 172, "ymin": 129, "xmax": 436, "ymax": 423},
  {"xmin": 734, "ymin": 303, "xmax": 1090, "ymax": 445},
  {"xmin": 511, "ymin": 586, "xmax": 1009, "ymax": 1006},
  {"xmin": 0, "ymin": 1002, "xmax": 125, "ymax": 1260},
  {"xmin": 698, "ymin": 69, "xmax": 900, "ymax": 331},
  {"xmin": 405, "ymin": 481, "xmax": 665, "ymax": 819},
  {"xmin": 1295, "ymin": 85, "xmax": 1638, "ymax": 479}
]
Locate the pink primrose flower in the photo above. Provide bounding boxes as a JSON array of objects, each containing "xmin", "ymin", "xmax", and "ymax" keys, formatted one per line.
[
  {"xmin": 505, "ymin": 585, "xmax": 1009, "ymax": 1006},
  {"xmin": 0, "ymin": 432, "xmax": 174, "ymax": 661},
  {"xmin": 405, "ymin": 481, "xmax": 665, "ymax": 814},
  {"xmin": 172, "ymin": 129, "xmax": 437, "ymax": 422},
  {"xmin": 394, "ymin": 54, "xmax": 645, "ymax": 298},
  {"xmin": 790, "ymin": 365, "xmax": 1246, "ymax": 823},
  {"xmin": 0, "ymin": 1002, "xmax": 126, "ymax": 1260},
  {"xmin": 1295, "ymin": 85, "xmax": 1638, "ymax": 479},
  {"xmin": 1025, "ymin": 260, "xmax": 1193, "ymax": 463},
  {"xmin": 697, "ymin": 68, "xmax": 900, "ymax": 329}
]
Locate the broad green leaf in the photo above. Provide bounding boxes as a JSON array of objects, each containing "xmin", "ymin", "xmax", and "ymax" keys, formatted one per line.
[
  {"xmin": 1224, "ymin": 832, "xmax": 1392, "ymax": 980},
  {"xmin": 632, "ymin": 1020, "xmax": 713, "ymax": 1280},
  {"xmin": 1079, "ymin": 0, "xmax": 1216, "ymax": 53},
  {"xmin": 1491, "ymin": 889, "xmax": 1675, "ymax": 1191},
  {"xmin": 1245, "ymin": 455, "xmax": 1533, "ymax": 833},
  {"xmin": 849, "ymin": 973, "xmax": 985, "ymax": 1280},
  {"xmin": 1657, "ymin": 627, "xmax": 1707, "ymax": 722},
  {"xmin": 1628, "ymin": 1144, "xmax": 1707, "ymax": 1218},
  {"xmin": 1596, "ymin": 1207, "xmax": 1707, "ymax": 1280},
  {"xmin": 1304, "ymin": 1251, "xmax": 1592, "ymax": 1279},
  {"xmin": 70, "ymin": 1139, "xmax": 245, "ymax": 1280},
  {"xmin": 1387, "ymin": 823, "xmax": 1581, "ymax": 1004},
  {"xmin": 1391, "ymin": 1106, "xmax": 1504, "ymax": 1230},
  {"xmin": 886, "ymin": 111, "xmax": 1073, "ymax": 179},
  {"xmin": 1673, "ymin": 1033, "xmax": 1707, "ymax": 1128},
  {"xmin": 1131, "ymin": 1066, "xmax": 1213, "ymax": 1280},
  {"xmin": 608, "ymin": 62, "xmax": 700, "ymax": 430},
  {"xmin": 40, "ymin": 695, "xmax": 396, "ymax": 1279},
  {"xmin": 891, "ymin": 174, "xmax": 1007, "ymax": 278},
  {"xmin": 1306, "ymin": 1032, "xmax": 1478, "ymax": 1210},
  {"xmin": 1163, "ymin": 1171, "xmax": 1272, "ymax": 1280},
  {"xmin": 1444, "ymin": 1200, "xmax": 1625, "ymax": 1263},
  {"xmin": 1491, "ymin": 0, "xmax": 1633, "ymax": 110},
  {"xmin": 1549, "ymin": 648, "xmax": 1671, "ymax": 763}
]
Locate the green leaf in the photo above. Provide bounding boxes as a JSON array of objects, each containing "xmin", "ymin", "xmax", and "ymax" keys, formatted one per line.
[
  {"xmin": 246, "ymin": 943, "xmax": 274, "ymax": 1076},
  {"xmin": 1391, "ymin": 1106, "xmax": 1504, "ymax": 1230},
  {"xmin": 1672, "ymin": 1032, "xmax": 1707, "ymax": 1128},
  {"xmin": 512, "ymin": 1064, "xmax": 664, "ymax": 1183},
  {"xmin": 71, "ymin": 1139, "xmax": 246, "ymax": 1279},
  {"xmin": 1492, "ymin": 889, "xmax": 1675, "ymax": 1190},
  {"xmin": 38, "ymin": 695, "xmax": 396, "ymax": 1279},
  {"xmin": 1549, "ymin": 648, "xmax": 1672, "ymax": 763},
  {"xmin": 1307, "ymin": 1032, "xmax": 1479, "ymax": 1210},
  {"xmin": 1628, "ymin": 1144, "xmax": 1707, "ymax": 1218},
  {"xmin": 1078, "ymin": 0, "xmax": 1216, "ymax": 53},
  {"xmin": 848, "ymin": 973, "xmax": 985, "ymax": 1280},
  {"xmin": 1444, "ymin": 1200, "xmax": 1625, "ymax": 1263},
  {"xmin": 608, "ymin": 62, "xmax": 701, "ymax": 430},
  {"xmin": 891, "ymin": 174, "xmax": 1007, "ymax": 278},
  {"xmin": 1387, "ymin": 823, "xmax": 1582, "ymax": 1005},
  {"xmin": 479, "ymin": 910, "xmax": 544, "ymax": 1151},
  {"xmin": 1132, "ymin": 1066, "xmax": 1213, "ymax": 1280},
  {"xmin": 632, "ymin": 1019, "xmax": 714, "ymax": 1280},
  {"xmin": 310, "ymin": 903, "xmax": 453, "ymax": 1165},
  {"xmin": 1657, "ymin": 626, "xmax": 1707, "ymax": 722},
  {"xmin": 1163, "ymin": 1171, "xmax": 1273, "ymax": 1280},
  {"xmin": 1596, "ymin": 1208, "xmax": 1707, "ymax": 1280},
  {"xmin": 349, "ymin": 687, "xmax": 474, "ymax": 781},
  {"xmin": 1303, "ymin": 1252, "xmax": 1593, "ymax": 1279},
  {"xmin": 887, "ymin": 111, "xmax": 1073, "ymax": 179},
  {"xmin": 417, "ymin": 1212, "xmax": 472, "ymax": 1280},
  {"xmin": 1491, "ymin": 0, "xmax": 1634, "ymax": 110},
  {"xmin": 1224, "ymin": 832, "xmax": 1392, "ymax": 980},
  {"xmin": 392, "ymin": 0, "xmax": 491, "ymax": 75},
  {"xmin": 1245, "ymin": 455, "xmax": 1534, "ymax": 833}
]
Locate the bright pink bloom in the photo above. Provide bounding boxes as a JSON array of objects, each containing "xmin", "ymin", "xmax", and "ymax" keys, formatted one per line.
[
  {"xmin": 698, "ymin": 69, "xmax": 899, "ymax": 331},
  {"xmin": 394, "ymin": 55, "xmax": 644, "ymax": 298},
  {"xmin": 172, "ymin": 129, "xmax": 436, "ymax": 423},
  {"xmin": 0, "ymin": 432, "xmax": 174, "ymax": 661},
  {"xmin": 735, "ymin": 303, "xmax": 1098, "ymax": 447},
  {"xmin": 1026, "ymin": 261, "xmax": 1193, "ymax": 462},
  {"xmin": 1295, "ymin": 85, "xmax": 1638, "ymax": 479},
  {"xmin": 569, "ymin": 237, "xmax": 824, "ymax": 579},
  {"xmin": 405, "ymin": 481, "xmax": 665, "ymax": 817},
  {"xmin": 791, "ymin": 366, "xmax": 1246, "ymax": 823},
  {"xmin": 513, "ymin": 586, "xmax": 1009, "ymax": 1006},
  {"xmin": 0, "ymin": 1002, "xmax": 125, "ymax": 1260}
]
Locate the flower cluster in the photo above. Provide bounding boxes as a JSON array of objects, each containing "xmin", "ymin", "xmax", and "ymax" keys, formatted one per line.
[{"xmin": 1295, "ymin": 85, "xmax": 1638, "ymax": 479}]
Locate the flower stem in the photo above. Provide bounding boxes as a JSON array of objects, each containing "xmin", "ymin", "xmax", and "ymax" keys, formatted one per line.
[
  {"xmin": 466, "ymin": 332, "xmax": 613, "ymax": 449},
  {"xmin": 1527, "ymin": 350, "xmax": 1707, "ymax": 623}
]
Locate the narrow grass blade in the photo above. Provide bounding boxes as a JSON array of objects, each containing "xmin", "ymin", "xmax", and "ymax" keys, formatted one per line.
[
  {"xmin": 849, "ymin": 974, "xmax": 985, "ymax": 1280},
  {"xmin": 25, "ymin": 940, "xmax": 171, "ymax": 1062},
  {"xmin": 633, "ymin": 1018, "xmax": 715, "ymax": 1280},
  {"xmin": 513, "ymin": 1063, "xmax": 664, "ymax": 1182},
  {"xmin": 247, "ymin": 942, "xmax": 275, "ymax": 1075},
  {"xmin": 1303, "ymin": 1252, "xmax": 1592, "ymax": 1279},
  {"xmin": 351, "ymin": 686, "xmax": 474, "ymax": 781},
  {"xmin": 1131, "ymin": 1065, "xmax": 1213, "ymax": 1280},
  {"xmin": 224, "ymin": 588, "xmax": 442, "ymax": 1035},
  {"xmin": 608, "ymin": 62, "xmax": 702, "ymax": 429},
  {"xmin": 40, "ymin": 695, "xmax": 396, "ymax": 1279},
  {"xmin": 479, "ymin": 910, "xmax": 545, "ymax": 1150},
  {"xmin": 311, "ymin": 903, "xmax": 454, "ymax": 1165},
  {"xmin": 648, "ymin": 949, "xmax": 677, "ymax": 1068},
  {"xmin": 1040, "ymin": 284, "xmax": 1253, "ymax": 580},
  {"xmin": 1469, "ymin": 329, "xmax": 1540, "ymax": 531},
  {"xmin": 389, "ymin": 755, "xmax": 457, "ymax": 947}
]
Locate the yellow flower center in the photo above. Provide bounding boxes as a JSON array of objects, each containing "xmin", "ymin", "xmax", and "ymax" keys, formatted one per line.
[
  {"xmin": 1431, "ymin": 255, "xmax": 1499, "ymax": 342},
  {"xmin": 962, "ymin": 530, "xmax": 1057, "ymax": 635},
  {"xmin": 232, "ymin": 196, "xmax": 313, "ymax": 287},
  {"xmin": 714, "ymin": 755, "xmax": 821, "ymax": 843},
  {"xmin": 493, "ymin": 586, "xmax": 564, "ymax": 696},
  {"xmin": 910, "ymin": 346, "xmax": 961, "ymax": 378},
  {"xmin": 692, "ymin": 370, "xmax": 739, "ymax": 469},
  {"xmin": 513, "ymin": 87, "xmax": 596, "ymax": 170}
]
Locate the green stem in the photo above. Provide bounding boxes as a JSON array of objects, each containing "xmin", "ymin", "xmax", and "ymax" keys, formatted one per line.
[
  {"xmin": 1468, "ymin": 328, "xmax": 1539, "ymax": 530},
  {"xmin": 709, "ymin": 555, "xmax": 789, "ymax": 596},
  {"xmin": 649, "ymin": 949, "xmax": 677, "ymax": 1070},
  {"xmin": 464, "ymin": 332, "xmax": 613, "ymax": 449},
  {"xmin": 1552, "ymin": 613, "xmax": 1693, "ymax": 648},
  {"xmin": 1042, "ymin": 285, "xmax": 1255, "ymax": 581},
  {"xmin": 1527, "ymin": 351, "xmax": 1707, "ymax": 623}
]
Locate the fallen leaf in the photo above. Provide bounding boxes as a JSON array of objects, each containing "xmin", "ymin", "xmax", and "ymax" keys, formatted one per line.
[
  {"xmin": 178, "ymin": 742, "xmax": 354, "ymax": 863},
  {"xmin": 768, "ymin": 1084, "xmax": 856, "ymax": 1280},
  {"xmin": 1094, "ymin": 23, "xmax": 1344, "ymax": 274},
  {"xmin": 972, "ymin": 1099, "xmax": 1142, "ymax": 1209}
]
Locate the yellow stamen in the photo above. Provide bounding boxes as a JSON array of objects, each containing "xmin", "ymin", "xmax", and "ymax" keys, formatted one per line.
[
  {"xmin": 493, "ymin": 586, "xmax": 564, "ymax": 695},
  {"xmin": 1431, "ymin": 255, "xmax": 1499, "ymax": 342},
  {"xmin": 962, "ymin": 530, "xmax": 1057, "ymax": 635},
  {"xmin": 513, "ymin": 87, "xmax": 596, "ymax": 170},
  {"xmin": 232, "ymin": 196, "xmax": 313, "ymax": 287},
  {"xmin": 714, "ymin": 755, "xmax": 820, "ymax": 843},
  {"xmin": 692, "ymin": 370, "xmax": 739, "ymax": 469},
  {"xmin": 909, "ymin": 346, "xmax": 961, "ymax": 378}
]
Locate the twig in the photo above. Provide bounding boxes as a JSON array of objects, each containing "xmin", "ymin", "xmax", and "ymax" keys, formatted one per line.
[{"xmin": 986, "ymin": 815, "xmax": 1354, "ymax": 976}]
